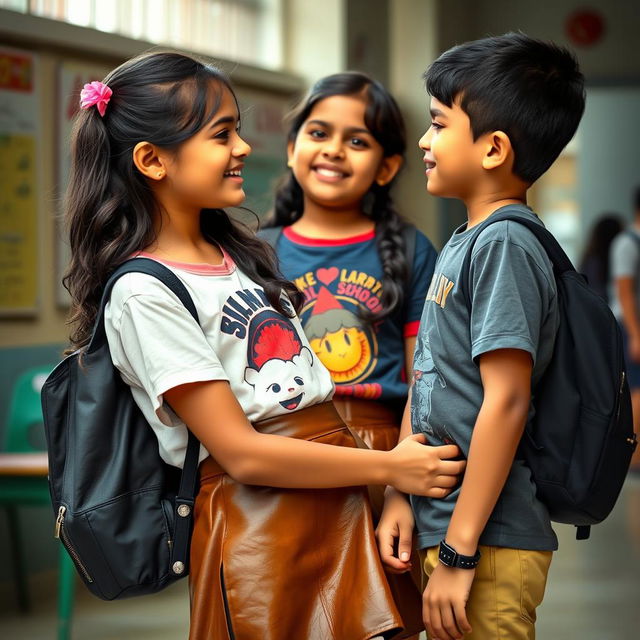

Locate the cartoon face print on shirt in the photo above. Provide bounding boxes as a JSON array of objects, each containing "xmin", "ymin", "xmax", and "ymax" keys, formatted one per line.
[
  {"xmin": 303, "ymin": 286, "xmax": 377, "ymax": 384},
  {"xmin": 411, "ymin": 332, "xmax": 446, "ymax": 439},
  {"xmin": 244, "ymin": 311, "xmax": 316, "ymax": 411}
]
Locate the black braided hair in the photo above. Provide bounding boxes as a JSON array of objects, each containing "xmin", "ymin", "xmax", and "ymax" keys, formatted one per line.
[{"xmin": 267, "ymin": 71, "xmax": 411, "ymax": 324}]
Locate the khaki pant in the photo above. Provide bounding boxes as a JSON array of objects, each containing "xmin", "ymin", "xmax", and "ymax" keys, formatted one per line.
[{"xmin": 420, "ymin": 545, "xmax": 552, "ymax": 640}]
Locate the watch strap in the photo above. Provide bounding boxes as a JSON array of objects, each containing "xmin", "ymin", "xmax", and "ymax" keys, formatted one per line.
[{"xmin": 438, "ymin": 540, "xmax": 481, "ymax": 569}]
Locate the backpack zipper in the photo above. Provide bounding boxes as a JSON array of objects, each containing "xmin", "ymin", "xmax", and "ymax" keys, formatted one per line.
[
  {"xmin": 618, "ymin": 371, "xmax": 638, "ymax": 447},
  {"xmin": 54, "ymin": 506, "xmax": 94, "ymax": 583},
  {"xmin": 161, "ymin": 500, "xmax": 173, "ymax": 552},
  {"xmin": 616, "ymin": 371, "xmax": 625, "ymax": 421}
]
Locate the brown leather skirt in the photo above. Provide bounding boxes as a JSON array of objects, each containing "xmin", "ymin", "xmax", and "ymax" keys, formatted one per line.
[
  {"xmin": 188, "ymin": 402, "xmax": 404, "ymax": 640},
  {"xmin": 333, "ymin": 397, "xmax": 425, "ymax": 640},
  {"xmin": 332, "ymin": 397, "xmax": 402, "ymax": 451}
]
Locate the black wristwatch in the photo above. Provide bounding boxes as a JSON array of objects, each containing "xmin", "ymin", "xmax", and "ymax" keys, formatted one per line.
[{"xmin": 438, "ymin": 540, "xmax": 481, "ymax": 569}]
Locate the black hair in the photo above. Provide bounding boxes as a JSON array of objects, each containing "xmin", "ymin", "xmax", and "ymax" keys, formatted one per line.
[
  {"xmin": 267, "ymin": 71, "xmax": 411, "ymax": 324},
  {"xmin": 634, "ymin": 186, "xmax": 640, "ymax": 214},
  {"xmin": 64, "ymin": 50, "xmax": 301, "ymax": 350},
  {"xmin": 424, "ymin": 32, "xmax": 585, "ymax": 183},
  {"xmin": 580, "ymin": 214, "xmax": 624, "ymax": 291}
]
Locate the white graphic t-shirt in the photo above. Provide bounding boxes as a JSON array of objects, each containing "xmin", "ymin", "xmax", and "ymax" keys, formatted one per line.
[{"xmin": 104, "ymin": 250, "xmax": 335, "ymax": 468}]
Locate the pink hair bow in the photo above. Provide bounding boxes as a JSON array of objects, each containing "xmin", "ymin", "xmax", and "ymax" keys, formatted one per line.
[{"xmin": 80, "ymin": 81, "xmax": 112, "ymax": 117}]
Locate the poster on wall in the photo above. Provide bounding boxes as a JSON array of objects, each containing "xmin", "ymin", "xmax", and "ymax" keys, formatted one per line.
[
  {"xmin": 56, "ymin": 61, "xmax": 110, "ymax": 306},
  {"xmin": 0, "ymin": 47, "xmax": 39, "ymax": 317}
]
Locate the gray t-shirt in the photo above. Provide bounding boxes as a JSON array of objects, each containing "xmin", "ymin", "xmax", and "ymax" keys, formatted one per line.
[
  {"xmin": 609, "ymin": 227, "xmax": 640, "ymax": 321},
  {"xmin": 411, "ymin": 205, "xmax": 559, "ymax": 551}
]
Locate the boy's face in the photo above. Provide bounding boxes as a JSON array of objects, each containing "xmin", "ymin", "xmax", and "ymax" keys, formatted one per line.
[{"xmin": 418, "ymin": 97, "xmax": 486, "ymax": 201}]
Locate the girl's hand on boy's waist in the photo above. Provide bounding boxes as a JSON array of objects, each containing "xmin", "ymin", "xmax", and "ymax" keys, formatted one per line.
[{"xmin": 385, "ymin": 435, "xmax": 466, "ymax": 497}]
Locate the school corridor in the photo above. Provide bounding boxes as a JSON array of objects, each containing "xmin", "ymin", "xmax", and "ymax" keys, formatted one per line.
[
  {"xmin": 1, "ymin": 473, "xmax": 639, "ymax": 640},
  {"xmin": 1, "ymin": 1, "xmax": 640, "ymax": 639}
]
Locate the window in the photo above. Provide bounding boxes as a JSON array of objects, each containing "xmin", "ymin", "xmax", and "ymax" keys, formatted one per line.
[{"xmin": 0, "ymin": 0, "xmax": 283, "ymax": 69}]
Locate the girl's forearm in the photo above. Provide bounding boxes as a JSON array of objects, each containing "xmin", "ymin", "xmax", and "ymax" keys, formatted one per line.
[
  {"xmin": 231, "ymin": 431, "xmax": 392, "ymax": 487},
  {"xmin": 166, "ymin": 379, "xmax": 457, "ymax": 495},
  {"xmin": 166, "ymin": 379, "xmax": 394, "ymax": 488}
]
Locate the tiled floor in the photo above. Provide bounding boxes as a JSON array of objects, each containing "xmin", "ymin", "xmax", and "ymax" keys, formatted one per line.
[
  {"xmin": 2, "ymin": 474, "xmax": 639, "ymax": 639},
  {"xmin": 536, "ymin": 471, "xmax": 640, "ymax": 639}
]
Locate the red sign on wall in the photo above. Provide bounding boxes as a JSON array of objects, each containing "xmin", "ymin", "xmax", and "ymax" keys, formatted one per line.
[
  {"xmin": 565, "ymin": 9, "xmax": 606, "ymax": 47},
  {"xmin": 0, "ymin": 52, "xmax": 33, "ymax": 92}
]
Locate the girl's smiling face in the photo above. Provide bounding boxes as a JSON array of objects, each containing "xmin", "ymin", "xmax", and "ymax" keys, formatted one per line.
[
  {"xmin": 287, "ymin": 95, "xmax": 389, "ymax": 212},
  {"xmin": 161, "ymin": 86, "xmax": 251, "ymax": 212}
]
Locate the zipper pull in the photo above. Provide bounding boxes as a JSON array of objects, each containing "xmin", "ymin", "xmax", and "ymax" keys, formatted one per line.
[
  {"xmin": 616, "ymin": 371, "xmax": 627, "ymax": 421},
  {"xmin": 54, "ymin": 505, "xmax": 66, "ymax": 539}
]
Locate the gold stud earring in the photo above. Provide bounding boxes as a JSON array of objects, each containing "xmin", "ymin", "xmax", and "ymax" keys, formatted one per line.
[{"xmin": 157, "ymin": 172, "xmax": 164, "ymax": 178}]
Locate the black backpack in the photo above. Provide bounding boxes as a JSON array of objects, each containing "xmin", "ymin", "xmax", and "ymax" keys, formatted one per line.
[
  {"xmin": 461, "ymin": 209, "xmax": 637, "ymax": 540},
  {"xmin": 42, "ymin": 258, "xmax": 201, "ymax": 599}
]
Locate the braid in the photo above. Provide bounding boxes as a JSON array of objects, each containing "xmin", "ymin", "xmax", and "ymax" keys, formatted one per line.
[
  {"xmin": 360, "ymin": 186, "xmax": 410, "ymax": 324},
  {"xmin": 265, "ymin": 173, "xmax": 304, "ymax": 227}
]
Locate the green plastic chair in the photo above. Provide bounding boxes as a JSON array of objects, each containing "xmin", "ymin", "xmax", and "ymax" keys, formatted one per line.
[{"xmin": 1, "ymin": 365, "xmax": 75, "ymax": 640}]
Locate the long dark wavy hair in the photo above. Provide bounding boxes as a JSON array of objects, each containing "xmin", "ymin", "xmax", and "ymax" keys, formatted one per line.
[
  {"xmin": 266, "ymin": 72, "xmax": 411, "ymax": 323},
  {"xmin": 64, "ymin": 51, "xmax": 301, "ymax": 350}
]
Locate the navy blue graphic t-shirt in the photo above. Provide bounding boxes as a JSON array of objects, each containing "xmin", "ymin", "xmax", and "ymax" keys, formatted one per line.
[{"xmin": 273, "ymin": 226, "xmax": 437, "ymax": 402}]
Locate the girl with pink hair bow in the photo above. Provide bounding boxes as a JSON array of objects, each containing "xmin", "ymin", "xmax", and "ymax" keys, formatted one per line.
[{"xmin": 65, "ymin": 50, "xmax": 463, "ymax": 640}]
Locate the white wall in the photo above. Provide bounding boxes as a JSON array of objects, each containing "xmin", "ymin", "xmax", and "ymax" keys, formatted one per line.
[
  {"xmin": 283, "ymin": 0, "xmax": 346, "ymax": 84},
  {"xmin": 389, "ymin": 0, "xmax": 440, "ymax": 241},
  {"xmin": 577, "ymin": 87, "xmax": 640, "ymax": 238}
]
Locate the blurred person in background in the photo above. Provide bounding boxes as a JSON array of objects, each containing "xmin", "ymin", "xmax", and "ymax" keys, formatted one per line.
[
  {"xmin": 579, "ymin": 213, "xmax": 624, "ymax": 303},
  {"xmin": 610, "ymin": 187, "xmax": 640, "ymax": 472}
]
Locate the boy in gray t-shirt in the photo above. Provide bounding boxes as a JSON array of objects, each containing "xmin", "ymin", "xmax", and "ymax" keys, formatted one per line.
[{"xmin": 376, "ymin": 33, "xmax": 585, "ymax": 640}]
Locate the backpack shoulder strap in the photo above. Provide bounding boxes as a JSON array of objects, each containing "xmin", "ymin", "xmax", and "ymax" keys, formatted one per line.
[
  {"xmin": 460, "ymin": 208, "xmax": 574, "ymax": 310},
  {"xmin": 88, "ymin": 257, "xmax": 199, "ymax": 353},
  {"xmin": 258, "ymin": 225, "xmax": 284, "ymax": 248},
  {"xmin": 87, "ymin": 257, "xmax": 200, "ymax": 528},
  {"xmin": 402, "ymin": 223, "xmax": 417, "ymax": 283}
]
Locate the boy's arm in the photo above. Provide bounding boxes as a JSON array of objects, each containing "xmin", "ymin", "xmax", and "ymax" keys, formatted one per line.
[
  {"xmin": 404, "ymin": 336, "xmax": 417, "ymax": 381},
  {"xmin": 422, "ymin": 347, "xmax": 532, "ymax": 640}
]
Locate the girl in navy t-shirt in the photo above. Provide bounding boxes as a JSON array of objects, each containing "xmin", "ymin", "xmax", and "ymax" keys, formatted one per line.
[{"xmin": 263, "ymin": 72, "xmax": 438, "ymax": 451}]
